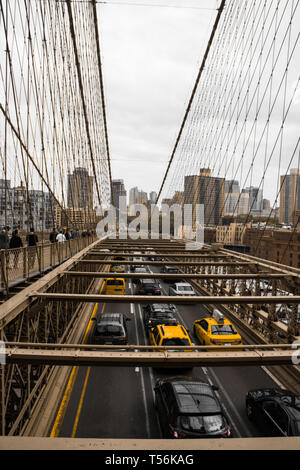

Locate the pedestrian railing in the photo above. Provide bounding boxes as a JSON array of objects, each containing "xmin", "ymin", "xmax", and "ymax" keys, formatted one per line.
[{"xmin": 0, "ymin": 236, "xmax": 97, "ymax": 293}]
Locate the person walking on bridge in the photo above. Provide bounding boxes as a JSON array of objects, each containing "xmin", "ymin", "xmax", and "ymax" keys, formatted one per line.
[
  {"xmin": 0, "ymin": 227, "xmax": 9, "ymax": 250},
  {"xmin": 56, "ymin": 230, "xmax": 66, "ymax": 243},
  {"xmin": 26, "ymin": 227, "xmax": 38, "ymax": 269},
  {"xmin": 9, "ymin": 229, "xmax": 23, "ymax": 269}
]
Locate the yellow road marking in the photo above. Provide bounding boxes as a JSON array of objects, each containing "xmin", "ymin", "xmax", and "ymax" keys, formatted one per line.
[
  {"xmin": 50, "ymin": 278, "xmax": 107, "ymax": 438},
  {"xmin": 71, "ymin": 301, "xmax": 106, "ymax": 437},
  {"xmin": 50, "ymin": 365, "xmax": 79, "ymax": 438},
  {"xmin": 71, "ymin": 366, "xmax": 91, "ymax": 438}
]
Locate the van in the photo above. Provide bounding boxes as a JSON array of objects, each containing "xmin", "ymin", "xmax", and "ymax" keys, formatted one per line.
[{"xmin": 105, "ymin": 278, "xmax": 126, "ymax": 295}]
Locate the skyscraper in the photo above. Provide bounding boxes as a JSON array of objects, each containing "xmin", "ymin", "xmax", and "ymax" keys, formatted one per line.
[
  {"xmin": 225, "ymin": 180, "xmax": 240, "ymax": 194},
  {"xmin": 67, "ymin": 167, "xmax": 94, "ymax": 210},
  {"xmin": 280, "ymin": 169, "xmax": 300, "ymax": 224},
  {"xmin": 138, "ymin": 190, "xmax": 148, "ymax": 205},
  {"xmin": 112, "ymin": 179, "xmax": 127, "ymax": 211},
  {"xmin": 242, "ymin": 186, "xmax": 263, "ymax": 214},
  {"xmin": 184, "ymin": 169, "xmax": 225, "ymax": 227},
  {"xmin": 149, "ymin": 191, "xmax": 158, "ymax": 204},
  {"xmin": 129, "ymin": 187, "xmax": 139, "ymax": 206}
]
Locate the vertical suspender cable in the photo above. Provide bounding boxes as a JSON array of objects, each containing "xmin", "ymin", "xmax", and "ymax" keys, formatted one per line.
[
  {"xmin": 155, "ymin": 0, "xmax": 227, "ymax": 206},
  {"xmin": 91, "ymin": 0, "xmax": 114, "ymax": 206}
]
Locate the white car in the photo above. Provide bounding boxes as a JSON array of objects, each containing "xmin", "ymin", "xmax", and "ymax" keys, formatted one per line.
[{"xmin": 168, "ymin": 282, "xmax": 196, "ymax": 297}]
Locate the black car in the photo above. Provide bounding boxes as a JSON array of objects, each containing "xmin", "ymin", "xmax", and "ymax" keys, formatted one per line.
[
  {"xmin": 160, "ymin": 266, "xmax": 181, "ymax": 283},
  {"xmin": 132, "ymin": 266, "xmax": 149, "ymax": 283},
  {"xmin": 143, "ymin": 303, "xmax": 178, "ymax": 329},
  {"xmin": 136, "ymin": 279, "xmax": 161, "ymax": 295},
  {"xmin": 246, "ymin": 388, "xmax": 300, "ymax": 436},
  {"xmin": 154, "ymin": 377, "xmax": 231, "ymax": 439},
  {"xmin": 91, "ymin": 313, "xmax": 131, "ymax": 345},
  {"xmin": 130, "ymin": 257, "xmax": 141, "ymax": 272}
]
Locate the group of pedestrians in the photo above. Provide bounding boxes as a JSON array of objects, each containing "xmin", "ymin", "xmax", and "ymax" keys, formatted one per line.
[
  {"xmin": 0, "ymin": 227, "xmax": 38, "ymax": 269},
  {"xmin": 49, "ymin": 228, "xmax": 79, "ymax": 243},
  {"xmin": 49, "ymin": 228, "xmax": 93, "ymax": 243},
  {"xmin": 0, "ymin": 226, "xmax": 94, "ymax": 272},
  {"xmin": 0, "ymin": 226, "xmax": 39, "ymax": 251}
]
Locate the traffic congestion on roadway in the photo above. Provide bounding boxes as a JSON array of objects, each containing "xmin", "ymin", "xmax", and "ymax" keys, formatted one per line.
[{"xmin": 51, "ymin": 248, "xmax": 300, "ymax": 440}]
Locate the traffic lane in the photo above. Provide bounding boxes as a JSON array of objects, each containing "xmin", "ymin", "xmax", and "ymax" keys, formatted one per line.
[
  {"xmin": 169, "ymin": 298, "xmax": 285, "ymax": 437},
  {"xmin": 132, "ymin": 288, "xmax": 210, "ymax": 438},
  {"xmin": 206, "ymin": 365, "xmax": 282, "ymax": 438},
  {"xmin": 56, "ymin": 281, "xmax": 160, "ymax": 439},
  {"xmin": 128, "ymin": 281, "xmax": 165, "ymax": 438},
  {"xmin": 73, "ymin": 281, "xmax": 159, "ymax": 438},
  {"xmin": 159, "ymin": 289, "xmax": 282, "ymax": 437},
  {"xmin": 141, "ymin": 272, "xmax": 240, "ymax": 437},
  {"xmin": 72, "ymin": 364, "xmax": 151, "ymax": 438},
  {"xmin": 149, "ymin": 264, "xmax": 285, "ymax": 437}
]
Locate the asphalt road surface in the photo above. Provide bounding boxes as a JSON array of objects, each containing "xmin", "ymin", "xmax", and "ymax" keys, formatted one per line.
[{"xmin": 52, "ymin": 260, "xmax": 285, "ymax": 439}]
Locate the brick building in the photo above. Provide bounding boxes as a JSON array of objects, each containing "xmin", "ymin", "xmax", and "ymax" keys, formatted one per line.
[{"xmin": 244, "ymin": 228, "xmax": 300, "ymax": 268}]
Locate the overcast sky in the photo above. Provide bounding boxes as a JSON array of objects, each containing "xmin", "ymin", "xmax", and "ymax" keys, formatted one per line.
[
  {"xmin": 98, "ymin": 0, "xmax": 300, "ymax": 208},
  {"xmin": 98, "ymin": 0, "xmax": 218, "ymax": 197}
]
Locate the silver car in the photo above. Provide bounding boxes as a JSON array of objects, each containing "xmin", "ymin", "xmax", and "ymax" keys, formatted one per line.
[{"xmin": 168, "ymin": 282, "xmax": 196, "ymax": 297}]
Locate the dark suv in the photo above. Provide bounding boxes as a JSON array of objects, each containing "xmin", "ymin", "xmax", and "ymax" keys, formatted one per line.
[
  {"xmin": 154, "ymin": 377, "xmax": 231, "ymax": 438},
  {"xmin": 143, "ymin": 303, "xmax": 178, "ymax": 329},
  {"xmin": 160, "ymin": 266, "xmax": 181, "ymax": 283},
  {"xmin": 135, "ymin": 279, "xmax": 161, "ymax": 295},
  {"xmin": 130, "ymin": 258, "xmax": 141, "ymax": 272},
  {"xmin": 91, "ymin": 313, "xmax": 130, "ymax": 345},
  {"xmin": 246, "ymin": 388, "xmax": 300, "ymax": 436}
]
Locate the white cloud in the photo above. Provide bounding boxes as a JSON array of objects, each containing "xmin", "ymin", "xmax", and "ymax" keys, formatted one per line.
[{"xmin": 98, "ymin": 0, "xmax": 217, "ymax": 194}]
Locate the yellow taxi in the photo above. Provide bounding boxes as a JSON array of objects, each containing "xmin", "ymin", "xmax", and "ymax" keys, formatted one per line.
[
  {"xmin": 112, "ymin": 255, "xmax": 126, "ymax": 261},
  {"xmin": 109, "ymin": 264, "xmax": 125, "ymax": 273},
  {"xmin": 193, "ymin": 310, "xmax": 242, "ymax": 346},
  {"xmin": 149, "ymin": 324, "xmax": 193, "ymax": 351},
  {"xmin": 104, "ymin": 278, "xmax": 126, "ymax": 295}
]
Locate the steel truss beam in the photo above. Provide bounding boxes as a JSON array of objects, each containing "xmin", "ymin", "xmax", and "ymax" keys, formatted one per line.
[
  {"xmin": 90, "ymin": 252, "xmax": 231, "ymax": 258},
  {"xmin": 78, "ymin": 260, "xmax": 255, "ymax": 266},
  {"xmin": 30, "ymin": 292, "xmax": 300, "ymax": 305},
  {"xmin": 63, "ymin": 271, "xmax": 290, "ymax": 280},
  {"xmin": 1, "ymin": 345, "xmax": 298, "ymax": 367},
  {"xmin": 0, "ymin": 435, "xmax": 300, "ymax": 450}
]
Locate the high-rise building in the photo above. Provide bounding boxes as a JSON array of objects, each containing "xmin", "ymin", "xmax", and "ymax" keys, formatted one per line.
[
  {"xmin": 242, "ymin": 186, "xmax": 263, "ymax": 214},
  {"xmin": 280, "ymin": 169, "xmax": 300, "ymax": 224},
  {"xmin": 67, "ymin": 167, "xmax": 94, "ymax": 210},
  {"xmin": 224, "ymin": 192, "xmax": 250, "ymax": 216},
  {"xmin": 184, "ymin": 169, "xmax": 225, "ymax": 227},
  {"xmin": 138, "ymin": 190, "xmax": 148, "ymax": 205},
  {"xmin": 0, "ymin": 179, "xmax": 55, "ymax": 230},
  {"xmin": 112, "ymin": 179, "xmax": 127, "ymax": 211},
  {"xmin": 149, "ymin": 191, "xmax": 158, "ymax": 204},
  {"xmin": 129, "ymin": 187, "xmax": 139, "ymax": 206},
  {"xmin": 225, "ymin": 180, "xmax": 240, "ymax": 194}
]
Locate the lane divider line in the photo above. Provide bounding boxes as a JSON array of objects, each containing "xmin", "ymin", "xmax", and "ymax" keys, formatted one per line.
[{"xmin": 71, "ymin": 366, "xmax": 91, "ymax": 437}]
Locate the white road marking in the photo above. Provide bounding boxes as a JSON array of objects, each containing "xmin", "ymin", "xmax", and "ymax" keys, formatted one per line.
[
  {"xmin": 130, "ymin": 282, "xmax": 151, "ymax": 438},
  {"xmin": 261, "ymin": 366, "xmax": 286, "ymax": 389}
]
